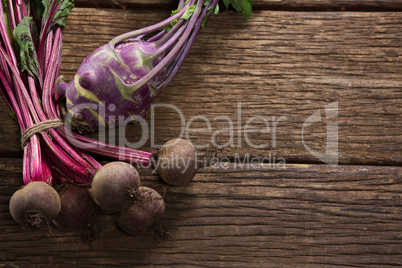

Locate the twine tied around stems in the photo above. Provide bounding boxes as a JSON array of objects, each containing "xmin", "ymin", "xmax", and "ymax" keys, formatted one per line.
[{"xmin": 21, "ymin": 119, "xmax": 64, "ymax": 149}]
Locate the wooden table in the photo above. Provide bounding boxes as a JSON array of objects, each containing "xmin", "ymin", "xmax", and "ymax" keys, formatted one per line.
[{"xmin": 1, "ymin": 1, "xmax": 401, "ymax": 266}]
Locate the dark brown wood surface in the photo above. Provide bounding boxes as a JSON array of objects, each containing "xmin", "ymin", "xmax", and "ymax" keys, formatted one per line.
[
  {"xmin": 1, "ymin": 158, "xmax": 401, "ymax": 267},
  {"xmin": 74, "ymin": 0, "xmax": 402, "ymax": 10},
  {"xmin": 0, "ymin": 1, "xmax": 401, "ymax": 267}
]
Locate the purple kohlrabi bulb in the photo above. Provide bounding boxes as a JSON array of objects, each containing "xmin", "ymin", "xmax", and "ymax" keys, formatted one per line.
[{"xmin": 57, "ymin": 38, "xmax": 167, "ymax": 133}]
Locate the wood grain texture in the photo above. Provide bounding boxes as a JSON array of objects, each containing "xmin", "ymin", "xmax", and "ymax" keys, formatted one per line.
[
  {"xmin": 73, "ymin": 0, "xmax": 402, "ymax": 10},
  {"xmin": 60, "ymin": 9, "xmax": 402, "ymax": 165},
  {"xmin": 1, "ymin": 8, "xmax": 401, "ymax": 164},
  {"xmin": 0, "ymin": 158, "xmax": 401, "ymax": 267},
  {"xmin": 0, "ymin": 3, "xmax": 401, "ymax": 268}
]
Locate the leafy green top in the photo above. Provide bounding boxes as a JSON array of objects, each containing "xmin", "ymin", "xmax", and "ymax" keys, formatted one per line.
[
  {"xmin": 42, "ymin": 0, "xmax": 74, "ymax": 28},
  {"xmin": 7, "ymin": 0, "xmax": 74, "ymax": 77},
  {"xmin": 204, "ymin": 0, "xmax": 252, "ymax": 20},
  {"xmin": 13, "ymin": 17, "xmax": 41, "ymax": 79},
  {"xmin": 164, "ymin": 0, "xmax": 252, "ymax": 31},
  {"xmin": 223, "ymin": 0, "xmax": 252, "ymax": 20}
]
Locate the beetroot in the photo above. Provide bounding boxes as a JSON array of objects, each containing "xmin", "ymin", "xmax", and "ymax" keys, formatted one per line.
[
  {"xmin": 116, "ymin": 186, "xmax": 165, "ymax": 235},
  {"xmin": 157, "ymin": 138, "xmax": 198, "ymax": 186},
  {"xmin": 9, "ymin": 181, "xmax": 61, "ymax": 227},
  {"xmin": 53, "ymin": 184, "xmax": 96, "ymax": 230},
  {"xmin": 91, "ymin": 162, "xmax": 141, "ymax": 212}
]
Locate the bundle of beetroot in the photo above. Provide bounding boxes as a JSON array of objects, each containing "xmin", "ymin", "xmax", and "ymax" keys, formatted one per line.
[{"xmin": 0, "ymin": 0, "xmax": 251, "ymax": 236}]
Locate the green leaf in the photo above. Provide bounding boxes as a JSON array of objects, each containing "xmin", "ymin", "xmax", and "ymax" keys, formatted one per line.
[
  {"xmin": 201, "ymin": 7, "xmax": 213, "ymax": 28},
  {"xmin": 214, "ymin": 3, "xmax": 220, "ymax": 15},
  {"xmin": 201, "ymin": 3, "xmax": 220, "ymax": 28},
  {"xmin": 163, "ymin": 19, "xmax": 177, "ymax": 32},
  {"xmin": 181, "ymin": 4, "xmax": 197, "ymax": 21},
  {"xmin": 41, "ymin": 0, "xmax": 50, "ymax": 21},
  {"xmin": 54, "ymin": 0, "xmax": 74, "ymax": 27},
  {"xmin": 223, "ymin": 0, "xmax": 252, "ymax": 20},
  {"xmin": 42, "ymin": 0, "xmax": 74, "ymax": 28},
  {"xmin": 13, "ymin": 17, "xmax": 41, "ymax": 78},
  {"xmin": 163, "ymin": 4, "xmax": 197, "ymax": 32}
]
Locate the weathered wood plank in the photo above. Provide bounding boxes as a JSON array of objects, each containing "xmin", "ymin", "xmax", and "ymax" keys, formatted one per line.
[
  {"xmin": 0, "ymin": 103, "xmax": 20, "ymax": 157},
  {"xmin": 74, "ymin": 0, "xmax": 402, "ymax": 10},
  {"xmin": 251, "ymin": 0, "xmax": 402, "ymax": 9},
  {"xmin": 0, "ymin": 159, "xmax": 401, "ymax": 266},
  {"xmin": 0, "ymin": 9, "xmax": 401, "ymax": 165}
]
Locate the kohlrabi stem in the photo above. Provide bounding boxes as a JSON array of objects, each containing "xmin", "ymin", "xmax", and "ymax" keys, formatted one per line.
[
  {"xmin": 146, "ymin": 30, "xmax": 166, "ymax": 42},
  {"xmin": 160, "ymin": 0, "xmax": 219, "ymax": 89},
  {"xmin": 125, "ymin": 0, "xmax": 203, "ymax": 92},
  {"xmin": 110, "ymin": 1, "xmax": 194, "ymax": 45},
  {"xmin": 150, "ymin": 24, "xmax": 186, "ymax": 60},
  {"xmin": 153, "ymin": 19, "xmax": 185, "ymax": 47}
]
